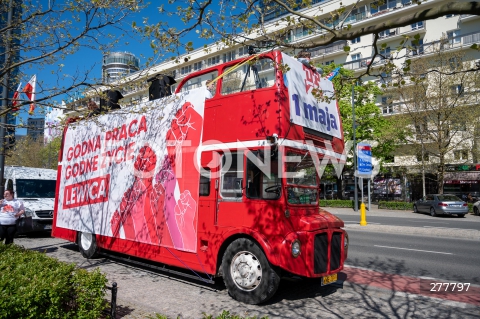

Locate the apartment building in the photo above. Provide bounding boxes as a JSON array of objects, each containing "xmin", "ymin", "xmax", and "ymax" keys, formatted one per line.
[{"xmin": 68, "ymin": 0, "xmax": 480, "ymax": 198}]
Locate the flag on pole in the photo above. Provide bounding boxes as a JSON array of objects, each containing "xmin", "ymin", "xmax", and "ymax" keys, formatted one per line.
[
  {"xmin": 11, "ymin": 82, "xmax": 22, "ymax": 111},
  {"xmin": 326, "ymin": 67, "xmax": 341, "ymax": 81},
  {"xmin": 23, "ymin": 75, "xmax": 36, "ymax": 115}
]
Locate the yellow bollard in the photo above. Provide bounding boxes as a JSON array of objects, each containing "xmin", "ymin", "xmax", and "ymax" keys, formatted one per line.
[{"xmin": 360, "ymin": 202, "xmax": 367, "ymax": 226}]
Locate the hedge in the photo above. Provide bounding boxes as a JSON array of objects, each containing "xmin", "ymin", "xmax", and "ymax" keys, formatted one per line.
[
  {"xmin": 0, "ymin": 243, "xmax": 108, "ymax": 319},
  {"xmin": 319, "ymin": 199, "xmax": 355, "ymax": 208},
  {"xmin": 378, "ymin": 201, "xmax": 414, "ymax": 210}
]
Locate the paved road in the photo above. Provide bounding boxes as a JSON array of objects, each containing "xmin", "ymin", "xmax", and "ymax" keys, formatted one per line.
[
  {"xmin": 14, "ymin": 208, "xmax": 480, "ymax": 319},
  {"xmin": 346, "ymin": 231, "xmax": 480, "ymax": 284},
  {"xmin": 325, "ymin": 207, "xmax": 480, "ymax": 240},
  {"xmin": 338, "ymin": 212, "xmax": 480, "ymax": 231}
]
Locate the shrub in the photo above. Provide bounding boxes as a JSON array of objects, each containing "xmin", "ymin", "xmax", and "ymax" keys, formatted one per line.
[
  {"xmin": 320, "ymin": 199, "xmax": 355, "ymax": 208},
  {"xmin": 0, "ymin": 243, "xmax": 108, "ymax": 319},
  {"xmin": 378, "ymin": 201, "xmax": 414, "ymax": 210}
]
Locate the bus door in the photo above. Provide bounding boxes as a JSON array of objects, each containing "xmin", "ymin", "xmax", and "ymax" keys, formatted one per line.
[{"xmin": 216, "ymin": 151, "xmax": 244, "ymax": 227}]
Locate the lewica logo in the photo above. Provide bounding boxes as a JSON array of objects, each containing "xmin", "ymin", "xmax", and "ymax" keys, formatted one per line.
[
  {"xmin": 292, "ymin": 94, "xmax": 339, "ymax": 131},
  {"xmin": 63, "ymin": 174, "xmax": 110, "ymax": 209}
]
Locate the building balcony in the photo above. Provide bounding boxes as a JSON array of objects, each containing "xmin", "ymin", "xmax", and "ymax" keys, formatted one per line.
[
  {"xmin": 343, "ymin": 54, "xmax": 394, "ymax": 71},
  {"xmin": 377, "ymin": 22, "xmax": 426, "ymax": 45},
  {"xmin": 310, "ymin": 41, "xmax": 348, "ymax": 59},
  {"xmin": 406, "ymin": 30, "xmax": 480, "ymax": 57},
  {"xmin": 460, "ymin": 14, "xmax": 480, "ymax": 22}
]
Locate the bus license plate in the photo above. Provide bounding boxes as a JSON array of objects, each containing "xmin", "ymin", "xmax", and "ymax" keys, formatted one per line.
[
  {"xmin": 44, "ymin": 225, "xmax": 52, "ymax": 230},
  {"xmin": 322, "ymin": 273, "xmax": 338, "ymax": 286}
]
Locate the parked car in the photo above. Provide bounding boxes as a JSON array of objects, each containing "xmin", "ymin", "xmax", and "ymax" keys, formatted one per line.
[
  {"xmin": 413, "ymin": 194, "xmax": 469, "ymax": 217},
  {"xmin": 326, "ymin": 190, "xmax": 338, "ymax": 199},
  {"xmin": 473, "ymin": 200, "xmax": 480, "ymax": 216},
  {"xmin": 4, "ymin": 166, "xmax": 57, "ymax": 234}
]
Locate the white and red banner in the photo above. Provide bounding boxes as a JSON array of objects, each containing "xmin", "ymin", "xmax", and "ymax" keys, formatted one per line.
[
  {"xmin": 23, "ymin": 75, "xmax": 36, "ymax": 115},
  {"xmin": 282, "ymin": 53, "xmax": 341, "ymax": 139},
  {"xmin": 11, "ymin": 82, "xmax": 22, "ymax": 111},
  {"xmin": 56, "ymin": 88, "xmax": 206, "ymax": 252}
]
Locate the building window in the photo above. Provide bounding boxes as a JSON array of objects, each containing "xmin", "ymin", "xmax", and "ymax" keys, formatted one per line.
[
  {"xmin": 371, "ymin": 0, "xmax": 396, "ymax": 14},
  {"xmin": 207, "ymin": 55, "xmax": 220, "ymax": 66},
  {"xmin": 351, "ymin": 37, "xmax": 361, "ymax": 44},
  {"xmin": 453, "ymin": 150, "xmax": 469, "ymax": 160},
  {"xmin": 411, "ymin": 21, "xmax": 424, "ymax": 30},
  {"xmin": 411, "ymin": 38, "xmax": 424, "ymax": 55},
  {"xmin": 451, "ymin": 84, "xmax": 464, "ymax": 96},
  {"xmin": 416, "ymin": 152, "xmax": 429, "ymax": 162},
  {"xmin": 193, "ymin": 61, "xmax": 202, "ymax": 71},
  {"xmin": 322, "ymin": 60, "xmax": 334, "ymax": 65},
  {"xmin": 447, "ymin": 30, "xmax": 461, "ymax": 44},
  {"xmin": 238, "ymin": 46, "xmax": 249, "ymax": 56},
  {"xmin": 223, "ymin": 51, "xmax": 236, "ymax": 63},
  {"xmin": 180, "ymin": 65, "xmax": 192, "ymax": 75},
  {"xmin": 380, "ymin": 47, "xmax": 391, "ymax": 59},
  {"xmin": 351, "ymin": 53, "xmax": 361, "ymax": 61},
  {"xmin": 381, "ymin": 96, "xmax": 393, "ymax": 114}
]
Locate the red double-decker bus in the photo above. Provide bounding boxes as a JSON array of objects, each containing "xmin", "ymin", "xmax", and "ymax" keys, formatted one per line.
[{"xmin": 52, "ymin": 50, "xmax": 348, "ymax": 304}]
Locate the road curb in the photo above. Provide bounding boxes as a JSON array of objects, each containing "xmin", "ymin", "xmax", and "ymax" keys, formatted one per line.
[{"xmin": 344, "ymin": 223, "xmax": 480, "ymax": 240}]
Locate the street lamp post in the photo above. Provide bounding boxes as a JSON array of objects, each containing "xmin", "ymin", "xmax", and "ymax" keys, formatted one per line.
[{"xmin": 352, "ymin": 82, "xmax": 358, "ymax": 212}]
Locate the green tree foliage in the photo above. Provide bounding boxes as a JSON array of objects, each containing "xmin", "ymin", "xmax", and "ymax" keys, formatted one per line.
[
  {"xmin": 5, "ymin": 135, "xmax": 60, "ymax": 169},
  {"xmin": 389, "ymin": 48, "xmax": 480, "ymax": 193},
  {"xmin": 323, "ymin": 64, "xmax": 398, "ymax": 169}
]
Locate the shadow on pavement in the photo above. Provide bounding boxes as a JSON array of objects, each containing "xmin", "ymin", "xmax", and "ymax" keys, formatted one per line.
[{"xmin": 18, "ymin": 238, "xmax": 480, "ymax": 319}]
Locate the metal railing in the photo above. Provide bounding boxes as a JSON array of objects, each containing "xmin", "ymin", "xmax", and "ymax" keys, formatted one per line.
[{"xmin": 310, "ymin": 41, "xmax": 347, "ymax": 58}]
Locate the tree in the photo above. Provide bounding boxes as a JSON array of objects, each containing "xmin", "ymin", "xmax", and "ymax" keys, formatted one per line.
[
  {"xmin": 141, "ymin": 0, "xmax": 480, "ymax": 78},
  {"xmin": 317, "ymin": 64, "xmax": 402, "ymax": 197},
  {"xmin": 5, "ymin": 135, "xmax": 60, "ymax": 168},
  {"xmin": 1, "ymin": 0, "xmax": 145, "ymax": 116},
  {"xmin": 389, "ymin": 48, "xmax": 480, "ymax": 194}
]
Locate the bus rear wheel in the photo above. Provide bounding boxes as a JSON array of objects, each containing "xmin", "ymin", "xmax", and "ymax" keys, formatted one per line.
[
  {"xmin": 222, "ymin": 238, "xmax": 280, "ymax": 305},
  {"xmin": 78, "ymin": 232, "xmax": 99, "ymax": 259}
]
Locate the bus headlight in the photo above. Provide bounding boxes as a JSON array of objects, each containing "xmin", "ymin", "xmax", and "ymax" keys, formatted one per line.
[{"xmin": 291, "ymin": 239, "xmax": 301, "ymax": 257}]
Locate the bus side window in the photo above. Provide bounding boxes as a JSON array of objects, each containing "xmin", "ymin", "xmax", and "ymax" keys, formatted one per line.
[
  {"xmin": 220, "ymin": 152, "xmax": 243, "ymax": 199},
  {"xmin": 180, "ymin": 70, "xmax": 218, "ymax": 93},
  {"xmin": 221, "ymin": 57, "xmax": 275, "ymax": 95},
  {"xmin": 199, "ymin": 168, "xmax": 211, "ymax": 196}
]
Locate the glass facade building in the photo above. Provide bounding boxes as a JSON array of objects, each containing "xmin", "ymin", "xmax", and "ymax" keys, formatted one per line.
[
  {"xmin": 1, "ymin": 0, "xmax": 22, "ymax": 146},
  {"xmin": 102, "ymin": 52, "xmax": 140, "ymax": 84}
]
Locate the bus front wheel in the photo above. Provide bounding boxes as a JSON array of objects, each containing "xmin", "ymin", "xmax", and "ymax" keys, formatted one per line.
[
  {"xmin": 222, "ymin": 238, "xmax": 280, "ymax": 305},
  {"xmin": 78, "ymin": 232, "xmax": 99, "ymax": 259}
]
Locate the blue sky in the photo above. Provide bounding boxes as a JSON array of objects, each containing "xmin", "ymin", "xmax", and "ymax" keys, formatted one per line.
[{"xmin": 18, "ymin": 0, "xmax": 221, "ymax": 134}]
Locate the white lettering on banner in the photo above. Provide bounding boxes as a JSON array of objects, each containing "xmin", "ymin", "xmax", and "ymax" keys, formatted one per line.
[{"xmin": 282, "ymin": 53, "xmax": 342, "ymax": 139}]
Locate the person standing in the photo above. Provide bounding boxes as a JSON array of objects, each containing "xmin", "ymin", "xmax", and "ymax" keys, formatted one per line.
[
  {"xmin": 86, "ymin": 99, "xmax": 102, "ymax": 118},
  {"xmin": 0, "ymin": 190, "xmax": 25, "ymax": 244},
  {"xmin": 297, "ymin": 50, "xmax": 323, "ymax": 75},
  {"xmin": 205, "ymin": 80, "xmax": 215, "ymax": 99}
]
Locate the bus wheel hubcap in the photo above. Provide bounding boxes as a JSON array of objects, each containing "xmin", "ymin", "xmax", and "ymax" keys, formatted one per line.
[{"xmin": 230, "ymin": 251, "xmax": 262, "ymax": 291}]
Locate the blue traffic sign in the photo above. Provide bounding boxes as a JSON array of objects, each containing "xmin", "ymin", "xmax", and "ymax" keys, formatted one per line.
[{"xmin": 357, "ymin": 143, "xmax": 372, "ymax": 176}]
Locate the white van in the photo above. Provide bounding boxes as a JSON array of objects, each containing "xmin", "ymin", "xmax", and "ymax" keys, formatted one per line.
[{"xmin": 4, "ymin": 166, "xmax": 57, "ymax": 233}]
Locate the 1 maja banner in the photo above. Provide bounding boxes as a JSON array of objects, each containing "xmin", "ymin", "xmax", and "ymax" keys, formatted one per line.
[
  {"xmin": 282, "ymin": 53, "xmax": 342, "ymax": 139},
  {"xmin": 56, "ymin": 88, "xmax": 206, "ymax": 253}
]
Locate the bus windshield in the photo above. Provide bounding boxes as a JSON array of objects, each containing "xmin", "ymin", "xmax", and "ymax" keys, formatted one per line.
[
  {"xmin": 285, "ymin": 151, "xmax": 318, "ymax": 205},
  {"xmin": 16, "ymin": 179, "xmax": 57, "ymax": 198}
]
